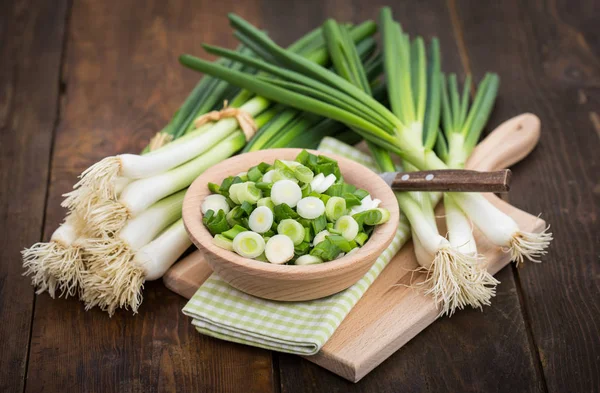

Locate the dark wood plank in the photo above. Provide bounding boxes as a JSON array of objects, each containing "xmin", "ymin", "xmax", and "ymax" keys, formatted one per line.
[
  {"xmin": 25, "ymin": 1, "xmax": 275, "ymax": 392},
  {"xmin": 273, "ymin": 1, "xmax": 545, "ymax": 391},
  {"xmin": 452, "ymin": 0, "xmax": 600, "ymax": 392},
  {"xmin": 0, "ymin": 0, "xmax": 68, "ymax": 391}
]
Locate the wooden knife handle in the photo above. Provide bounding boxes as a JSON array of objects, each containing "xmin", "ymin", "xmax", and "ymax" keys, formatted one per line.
[{"xmin": 390, "ymin": 169, "xmax": 512, "ymax": 193}]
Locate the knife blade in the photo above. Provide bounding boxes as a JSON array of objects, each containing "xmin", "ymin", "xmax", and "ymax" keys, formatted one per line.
[{"xmin": 379, "ymin": 169, "xmax": 512, "ymax": 193}]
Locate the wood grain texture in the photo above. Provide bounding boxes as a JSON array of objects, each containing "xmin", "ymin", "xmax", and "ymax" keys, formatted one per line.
[
  {"xmin": 452, "ymin": 0, "xmax": 600, "ymax": 391},
  {"xmin": 25, "ymin": 1, "xmax": 275, "ymax": 392},
  {"xmin": 183, "ymin": 149, "xmax": 400, "ymax": 301},
  {"xmin": 0, "ymin": 0, "xmax": 68, "ymax": 391},
  {"xmin": 1, "ymin": 0, "xmax": 593, "ymax": 391}
]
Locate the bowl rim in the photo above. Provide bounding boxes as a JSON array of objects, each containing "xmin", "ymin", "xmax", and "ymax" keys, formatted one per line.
[{"xmin": 182, "ymin": 148, "xmax": 400, "ymax": 279}]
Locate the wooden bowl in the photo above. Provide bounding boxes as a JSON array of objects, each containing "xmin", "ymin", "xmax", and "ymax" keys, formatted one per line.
[{"xmin": 182, "ymin": 148, "xmax": 399, "ymax": 301}]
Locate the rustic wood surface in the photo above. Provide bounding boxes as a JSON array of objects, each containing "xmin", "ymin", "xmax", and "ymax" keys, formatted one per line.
[{"xmin": 1, "ymin": 0, "xmax": 597, "ymax": 392}]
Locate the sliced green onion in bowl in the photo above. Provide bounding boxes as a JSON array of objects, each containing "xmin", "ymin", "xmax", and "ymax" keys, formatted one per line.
[
  {"xmin": 214, "ymin": 234, "xmax": 234, "ymax": 251},
  {"xmin": 231, "ymin": 182, "xmax": 262, "ymax": 204},
  {"xmin": 201, "ymin": 194, "xmax": 231, "ymax": 214},
  {"xmin": 325, "ymin": 196, "xmax": 346, "ymax": 221},
  {"xmin": 294, "ymin": 254, "xmax": 323, "ymax": 265},
  {"xmin": 313, "ymin": 229, "xmax": 330, "ymax": 245},
  {"xmin": 201, "ymin": 150, "xmax": 391, "ymax": 265},
  {"xmin": 257, "ymin": 197, "xmax": 275, "ymax": 210},
  {"xmin": 249, "ymin": 206, "xmax": 274, "ymax": 233},
  {"xmin": 271, "ymin": 179, "xmax": 302, "ymax": 207},
  {"xmin": 277, "ymin": 219, "xmax": 305, "ymax": 245},
  {"xmin": 296, "ymin": 196, "xmax": 325, "ymax": 219},
  {"xmin": 265, "ymin": 234, "xmax": 295, "ymax": 264},
  {"xmin": 294, "ymin": 165, "xmax": 314, "ymax": 183},
  {"xmin": 335, "ymin": 215, "xmax": 359, "ymax": 241},
  {"xmin": 233, "ymin": 231, "xmax": 265, "ymax": 258},
  {"xmin": 262, "ymin": 170, "xmax": 277, "ymax": 183}
]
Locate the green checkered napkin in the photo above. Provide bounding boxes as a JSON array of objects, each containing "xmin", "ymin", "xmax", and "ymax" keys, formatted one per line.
[{"xmin": 183, "ymin": 137, "xmax": 411, "ymax": 355}]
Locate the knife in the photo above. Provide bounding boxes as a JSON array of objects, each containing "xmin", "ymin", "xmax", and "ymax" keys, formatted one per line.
[{"xmin": 379, "ymin": 169, "xmax": 512, "ymax": 193}]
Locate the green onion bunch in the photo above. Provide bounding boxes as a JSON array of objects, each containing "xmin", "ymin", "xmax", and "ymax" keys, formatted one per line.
[{"xmin": 22, "ymin": 22, "xmax": 381, "ymax": 316}]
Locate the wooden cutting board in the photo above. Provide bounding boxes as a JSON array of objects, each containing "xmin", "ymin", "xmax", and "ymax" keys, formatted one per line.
[{"xmin": 163, "ymin": 114, "xmax": 544, "ymax": 382}]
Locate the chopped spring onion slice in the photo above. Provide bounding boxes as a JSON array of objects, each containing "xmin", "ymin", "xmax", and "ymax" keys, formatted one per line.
[
  {"xmin": 214, "ymin": 234, "xmax": 234, "ymax": 251},
  {"xmin": 296, "ymin": 197, "xmax": 325, "ymax": 219},
  {"xmin": 281, "ymin": 160, "xmax": 301, "ymax": 169},
  {"xmin": 313, "ymin": 230, "xmax": 330, "ymax": 245},
  {"xmin": 294, "ymin": 165, "xmax": 314, "ymax": 183},
  {"xmin": 262, "ymin": 170, "xmax": 277, "ymax": 183},
  {"xmin": 271, "ymin": 180, "xmax": 302, "ymax": 207},
  {"xmin": 265, "ymin": 235, "xmax": 295, "ymax": 264},
  {"xmin": 354, "ymin": 232, "xmax": 369, "ymax": 246},
  {"xmin": 294, "ymin": 255, "xmax": 323, "ymax": 265},
  {"xmin": 232, "ymin": 231, "xmax": 265, "ymax": 258},
  {"xmin": 310, "ymin": 173, "xmax": 325, "ymax": 192},
  {"xmin": 201, "ymin": 194, "xmax": 231, "ymax": 214},
  {"xmin": 236, "ymin": 171, "xmax": 248, "ymax": 181},
  {"xmin": 257, "ymin": 197, "xmax": 275, "ymax": 210},
  {"xmin": 271, "ymin": 168, "xmax": 297, "ymax": 183},
  {"xmin": 326, "ymin": 234, "xmax": 357, "ymax": 252},
  {"xmin": 325, "ymin": 196, "xmax": 346, "ymax": 221},
  {"xmin": 228, "ymin": 183, "xmax": 242, "ymax": 204},
  {"xmin": 222, "ymin": 224, "xmax": 248, "ymax": 241},
  {"xmin": 249, "ymin": 206, "xmax": 274, "ymax": 233},
  {"xmin": 277, "ymin": 219, "xmax": 305, "ymax": 245},
  {"xmin": 234, "ymin": 182, "xmax": 262, "ymax": 204},
  {"xmin": 335, "ymin": 215, "xmax": 359, "ymax": 241},
  {"xmin": 374, "ymin": 208, "xmax": 390, "ymax": 224},
  {"xmin": 313, "ymin": 174, "xmax": 336, "ymax": 193}
]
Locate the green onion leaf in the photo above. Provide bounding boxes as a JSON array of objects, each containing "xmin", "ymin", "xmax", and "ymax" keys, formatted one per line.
[
  {"xmin": 221, "ymin": 224, "xmax": 249, "ymax": 241},
  {"xmin": 273, "ymin": 203, "xmax": 299, "ymax": 221},
  {"xmin": 203, "ymin": 210, "xmax": 231, "ymax": 236}
]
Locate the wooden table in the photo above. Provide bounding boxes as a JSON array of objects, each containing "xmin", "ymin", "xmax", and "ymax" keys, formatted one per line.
[{"xmin": 1, "ymin": 0, "xmax": 598, "ymax": 392}]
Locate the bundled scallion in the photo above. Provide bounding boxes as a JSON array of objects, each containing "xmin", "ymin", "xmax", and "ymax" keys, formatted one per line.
[
  {"xmin": 320, "ymin": 17, "xmax": 497, "ymax": 315},
  {"xmin": 23, "ymin": 21, "xmax": 381, "ymax": 316},
  {"xmin": 437, "ymin": 72, "xmax": 499, "ymax": 256},
  {"xmin": 21, "ymin": 58, "xmax": 244, "ymax": 298}
]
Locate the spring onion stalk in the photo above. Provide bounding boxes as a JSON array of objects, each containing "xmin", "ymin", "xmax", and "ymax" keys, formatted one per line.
[
  {"xmin": 81, "ymin": 190, "xmax": 185, "ymax": 314},
  {"xmin": 91, "ymin": 219, "xmax": 191, "ymax": 315},
  {"xmin": 84, "ymin": 129, "xmax": 250, "ymax": 235},
  {"xmin": 396, "ymin": 193, "xmax": 498, "ymax": 316},
  {"xmin": 439, "ymin": 73, "xmax": 499, "ymax": 256},
  {"xmin": 322, "ymin": 18, "xmax": 496, "ymax": 313},
  {"xmin": 71, "ymin": 96, "xmax": 268, "ymax": 213},
  {"xmin": 21, "ymin": 214, "xmax": 85, "ymax": 298},
  {"xmin": 180, "ymin": 10, "xmax": 552, "ymax": 266},
  {"xmin": 242, "ymin": 36, "xmax": 379, "ymax": 152},
  {"xmin": 24, "ymin": 116, "xmax": 187, "ymax": 299}
]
